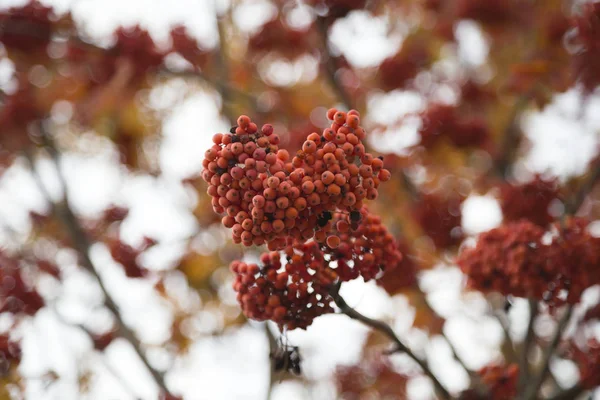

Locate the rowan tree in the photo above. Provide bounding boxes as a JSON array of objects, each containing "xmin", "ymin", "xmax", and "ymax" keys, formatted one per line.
[{"xmin": 0, "ymin": 0, "xmax": 599, "ymax": 399}]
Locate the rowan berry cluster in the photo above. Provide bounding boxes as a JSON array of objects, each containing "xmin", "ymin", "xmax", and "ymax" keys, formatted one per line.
[
  {"xmin": 418, "ymin": 104, "xmax": 490, "ymax": 149},
  {"xmin": 0, "ymin": 251, "xmax": 44, "ymax": 316},
  {"xmin": 335, "ymin": 355, "xmax": 409, "ymax": 399},
  {"xmin": 231, "ymin": 241, "xmax": 335, "ymax": 330},
  {"xmin": 0, "ymin": 0, "xmax": 54, "ymax": 52},
  {"xmin": 571, "ymin": 2, "xmax": 600, "ymax": 92},
  {"xmin": 230, "ymin": 206, "xmax": 402, "ymax": 329},
  {"xmin": 203, "ymin": 109, "xmax": 400, "ymax": 328},
  {"xmin": 201, "ymin": 109, "xmax": 391, "ymax": 251},
  {"xmin": 379, "ymin": 40, "xmax": 431, "ymax": 91},
  {"xmin": 248, "ymin": 18, "xmax": 311, "ymax": 59},
  {"xmin": 413, "ymin": 192, "xmax": 464, "ymax": 249},
  {"xmin": 457, "ymin": 218, "xmax": 600, "ymax": 305},
  {"xmin": 499, "ymin": 176, "xmax": 560, "ymax": 227},
  {"xmin": 477, "ymin": 364, "xmax": 519, "ymax": 400}
]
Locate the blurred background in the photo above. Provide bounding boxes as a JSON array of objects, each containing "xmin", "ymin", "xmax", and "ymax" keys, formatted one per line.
[{"xmin": 0, "ymin": 0, "xmax": 599, "ymax": 399}]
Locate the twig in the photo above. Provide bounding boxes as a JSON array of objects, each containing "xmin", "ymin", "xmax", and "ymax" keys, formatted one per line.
[
  {"xmin": 51, "ymin": 308, "xmax": 142, "ymax": 400},
  {"xmin": 32, "ymin": 124, "xmax": 172, "ymax": 397},
  {"xmin": 315, "ymin": 17, "xmax": 355, "ymax": 111},
  {"xmin": 493, "ymin": 310, "xmax": 519, "ymax": 363},
  {"xmin": 566, "ymin": 159, "xmax": 600, "ymax": 215},
  {"xmin": 518, "ymin": 299, "xmax": 538, "ymax": 392},
  {"xmin": 494, "ymin": 93, "xmax": 532, "ymax": 178},
  {"xmin": 547, "ymin": 383, "xmax": 586, "ymax": 400},
  {"xmin": 158, "ymin": 68, "xmax": 258, "ymax": 105},
  {"xmin": 330, "ymin": 283, "xmax": 451, "ymax": 399},
  {"xmin": 265, "ymin": 323, "xmax": 277, "ymax": 400},
  {"xmin": 521, "ymin": 305, "xmax": 573, "ymax": 400},
  {"xmin": 214, "ymin": 7, "xmax": 236, "ymax": 124}
]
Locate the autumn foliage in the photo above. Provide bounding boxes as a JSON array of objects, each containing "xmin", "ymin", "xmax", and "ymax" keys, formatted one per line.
[{"xmin": 1, "ymin": 0, "xmax": 600, "ymax": 399}]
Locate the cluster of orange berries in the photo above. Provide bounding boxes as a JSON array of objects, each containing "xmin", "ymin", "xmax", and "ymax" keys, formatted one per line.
[
  {"xmin": 457, "ymin": 218, "xmax": 600, "ymax": 306},
  {"xmin": 477, "ymin": 364, "xmax": 519, "ymax": 400},
  {"xmin": 318, "ymin": 207, "xmax": 402, "ymax": 283},
  {"xmin": 201, "ymin": 109, "xmax": 391, "ymax": 251},
  {"xmin": 230, "ymin": 207, "xmax": 402, "ymax": 329},
  {"xmin": 499, "ymin": 175, "xmax": 560, "ymax": 227},
  {"xmin": 231, "ymin": 241, "xmax": 334, "ymax": 330}
]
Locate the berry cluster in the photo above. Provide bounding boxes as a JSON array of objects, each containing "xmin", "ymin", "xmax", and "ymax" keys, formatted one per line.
[
  {"xmin": 413, "ymin": 192, "xmax": 464, "ymax": 249},
  {"xmin": 107, "ymin": 237, "xmax": 156, "ymax": 278},
  {"xmin": 0, "ymin": 0, "xmax": 54, "ymax": 52},
  {"xmin": 499, "ymin": 176, "xmax": 560, "ymax": 227},
  {"xmin": 418, "ymin": 104, "xmax": 490, "ymax": 149},
  {"xmin": 231, "ymin": 241, "xmax": 334, "ymax": 330},
  {"xmin": 248, "ymin": 18, "xmax": 311, "ymax": 59},
  {"xmin": 201, "ymin": 110, "xmax": 391, "ymax": 251},
  {"xmin": 377, "ymin": 239, "xmax": 418, "ymax": 295},
  {"xmin": 335, "ymin": 355, "xmax": 409, "ymax": 399},
  {"xmin": 457, "ymin": 218, "xmax": 600, "ymax": 305},
  {"xmin": 230, "ymin": 206, "xmax": 403, "ymax": 330},
  {"xmin": 379, "ymin": 40, "xmax": 431, "ymax": 91},
  {"xmin": 317, "ymin": 207, "xmax": 402, "ymax": 283},
  {"xmin": 477, "ymin": 364, "xmax": 519, "ymax": 400},
  {"xmin": 571, "ymin": 2, "xmax": 600, "ymax": 92},
  {"xmin": 0, "ymin": 251, "xmax": 44, "ymax": 316}
]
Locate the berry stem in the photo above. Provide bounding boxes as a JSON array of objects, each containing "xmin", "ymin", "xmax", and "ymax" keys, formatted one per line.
[
  {"xmin": 521, "ymin": 304, "xmax": 573, "ymax": 400},
  {"xmin": 330, "ymin": 283, "xmax": 452, "ymax": 400},
  {"xmin": 32, "ymin": 122, "xmax": 173, "ymax": 398}
]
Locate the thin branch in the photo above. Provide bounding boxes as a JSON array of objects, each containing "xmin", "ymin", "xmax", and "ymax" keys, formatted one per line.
[
  {"xmin": 214, "ymin": 7, "xmax": 237, "ymax": 124},
  {"xmin": 494, "ymin": 93, "xmax": 532, "ymax": 178},
  {"xmin": 518, "ymin": 299, "xmax": 538, "ymax": 392},
  {"xmin": 315, "ymin": 17, "xmax": 355, "ymax": 111},
  {"xmin": 31, "ymin": 125, "xmax": 172, "ymax": 397},
  {"xmin": 418, "ymin": 292, "xmax": 479, "ymax": 381},
  {"xmin": 330, "ymin": 284, "xmax": 451, "ymax": 399},
  {"xmin": 547, "ymin": 383, "xmax": 586, "ymax": 400},
  {"xmin": 566, "ymin": 159, "xmax": 600, "ymax": 215},
  {"xmin": 493, "ymin": 309, "xmax": 519, "ymax": 364},
  {"xmin": 51, "ymin": 308, "xmax": 142, "ymax": 400},
  {"xmin": 265, "ymin": 323, "xmax": 277, "ymax": 400},
  {"xmin": 158, "ymin": 68, "xmax": 258, "ymax": 105},
  {"xmin": 521, "ymin": 305, "xmax": 573, "ymax": 400}
]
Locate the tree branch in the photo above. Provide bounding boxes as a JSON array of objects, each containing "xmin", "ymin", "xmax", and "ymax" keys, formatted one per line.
[
  {"xmin": 521, "ymin": 305, "xmax": 573, "ymax": 400},
  {"xmin": 32, "ymin": 124, "xmax": 172, "ymax": 398},
  {"xmin": 493, "ymin": 309, "xmax": 519, "ymax": 364},
  {"xmin": 566, "ymin": 158, "xmax": 600, "ymax": 215},
  {"xmin": 315, "ymin": 17, "xmax": 355, "ymax": 111},
  {"xmin": 265, "ymin": 323, "xmax": 277, "ymax": 400},
  {"xmin": 330, "ymin": 284, "xmax": 451, "ymax": 399},
  {"xmin": 214, "ymin": 8, "xmax": 236, "ymax": 124},
  {"xmin": 518, "ymin": 299, "xmax": 538, "ymax": 392},
  {"xmin": 494, "ymin": 93, "xmax": 532, "ymax": 178}
]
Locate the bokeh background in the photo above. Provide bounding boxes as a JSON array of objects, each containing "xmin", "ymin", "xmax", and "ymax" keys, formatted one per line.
[{"xmin": 0, "ymin": 0, "xmax": 600, "ymax": 399}]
